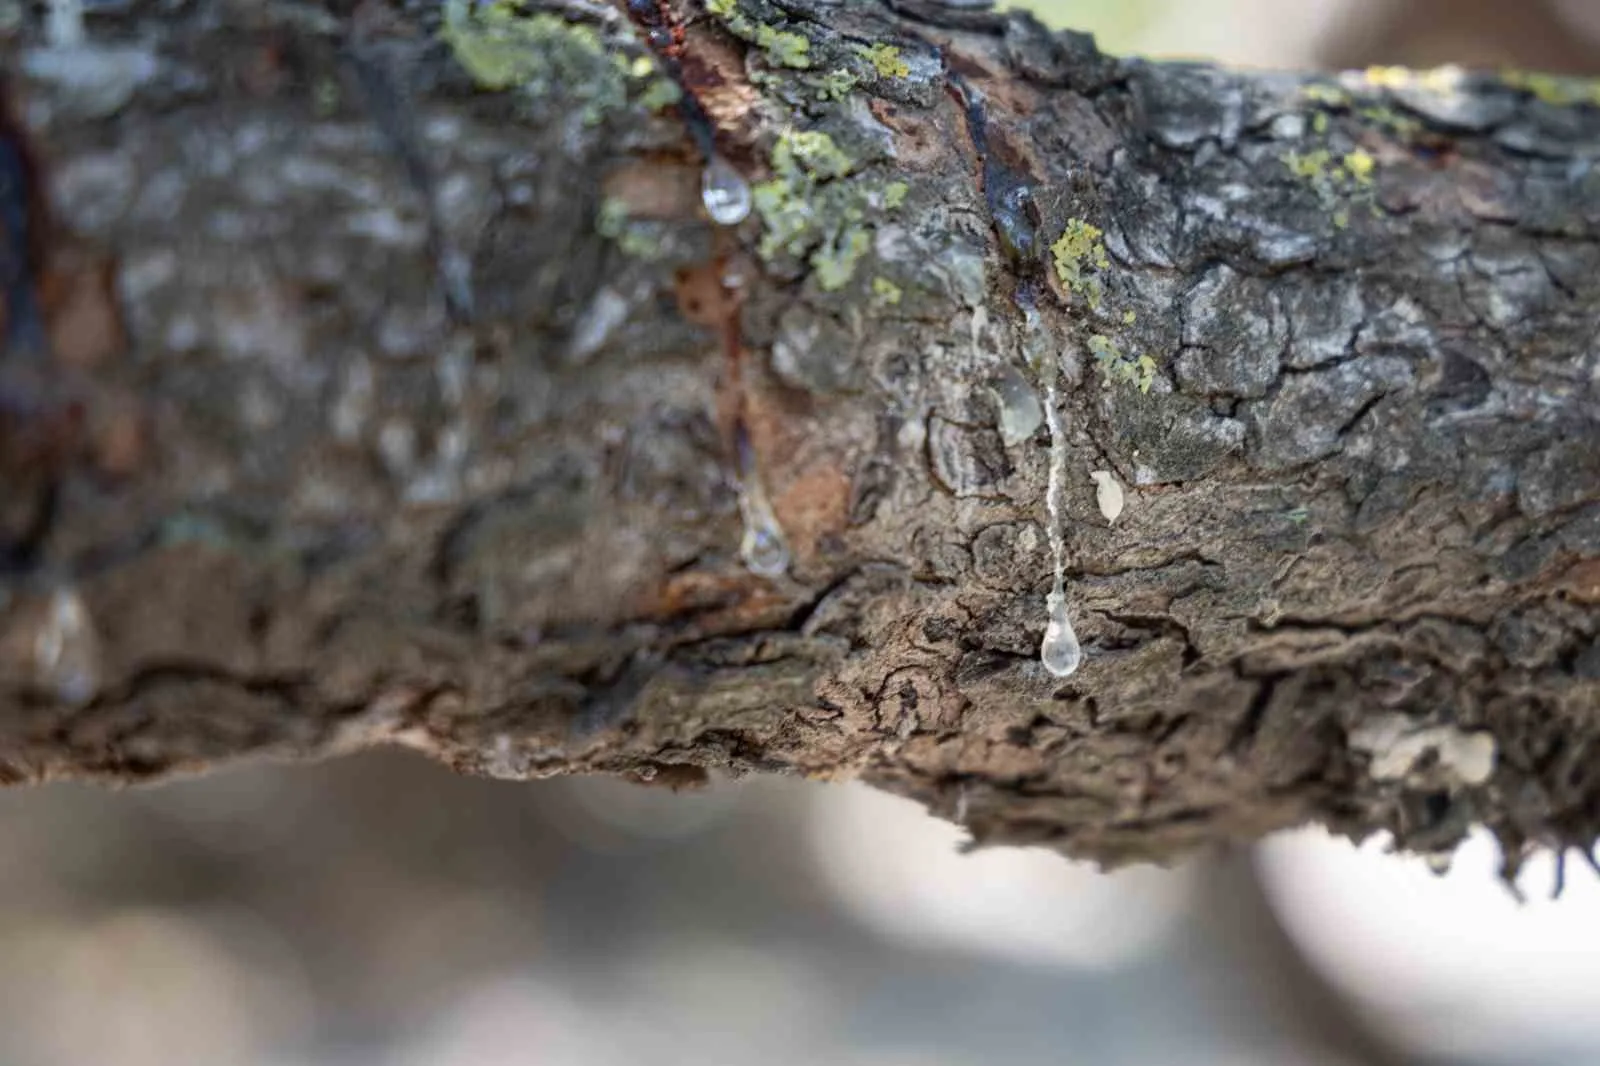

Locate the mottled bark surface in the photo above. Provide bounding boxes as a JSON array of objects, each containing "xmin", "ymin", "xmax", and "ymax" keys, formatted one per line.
[{"xmin": 2, "ymin": 0, "xmax": 1597, "ymax": 878}]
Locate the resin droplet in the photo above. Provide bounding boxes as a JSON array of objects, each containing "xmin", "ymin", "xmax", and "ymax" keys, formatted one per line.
[
  {"xmin": 1039, "ymin": 368, "xmax": 1079, "ymax": 678},
  {"xmin": 46, "ymin": 0, "xmax": 86, "ymax": 48},
  {"xmin": 34, "ymin": 587, "xmax": 101, "ymax": 705},
  {"xmin": 1042, "ymin": 372, "xmax": 1068, "ymax": 595},
  {"xmin": 739, "ymin": 487, "xmax": 790, "ymax": 577},
  {"xmin": 1090, "ymin": 470, "xmax": 1125, "ymax": 523},
  {"xmin": 701, "ymin": 155, "xmax": 752, "ymax": 226},
  {"xmin": 993, "ymin": 365, "xmax": 1043, "ymax": 446},
  {"xmin": 733, "ymin": 422, "xmax": 789, "ymax": 578},
  {"xmin": 1041, "ymin": 587, "xmax": 1081, "ymax": 678}
]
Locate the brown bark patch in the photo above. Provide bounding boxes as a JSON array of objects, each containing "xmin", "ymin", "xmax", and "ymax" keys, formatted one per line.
[
  {"xmin": 1560, "ymin": 559, "xmax": 1600, "ymax": 604},
  {"xmin": 604, "ymin": 160, "xmax": 700, "ymax": 220},
  {"xmin": 679, "ymin": 27, "xmax": 763, "ymax": 156},
  {"xmin": 773, "ymin": 461, "xmax": 850, "ymax": 565},
  {"xmin": 42, "ymin": 251, "xmax": 126, "ymax": 370}
]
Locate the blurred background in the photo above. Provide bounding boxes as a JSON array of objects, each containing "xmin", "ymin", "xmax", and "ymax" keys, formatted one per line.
[{"xmin": 5, "ymin": 3, "xmax": 1600, "ymax": 1065}]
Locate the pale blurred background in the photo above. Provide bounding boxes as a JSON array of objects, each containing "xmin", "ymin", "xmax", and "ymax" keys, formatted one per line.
[{"xmin": 5, "ymin": 3, "xmax": 1600, "ymax": 1065}]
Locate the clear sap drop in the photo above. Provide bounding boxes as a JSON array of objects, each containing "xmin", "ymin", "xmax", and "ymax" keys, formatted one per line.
[
  {"xmin": 740, "ymin": 517, "xmax": 790, "ymax": 578},
  {"xmin": 738, "ymin": 488, "xmax": 791, "ymax": 578},
  {"xmin": 1041, "ymin": 588, "xmax": 1081, "ymax": 678},
  {"xmin": 993, "ymin": 364, "xmax": 1044, "ymax": 446},
  {"xmin": 34, "ymin": 586, "xmax": 101, "ymax": 705},
  {"xmin": 1019, "ymin": 301, "xmax": 1082, "ymax": 679},
  {"xmin": 46, "ymin": 0, "xmax": 86, "ymax": 48},
  {"xmin": 701, "ymin": 155, "xmax": 753, "ymax": 226}
]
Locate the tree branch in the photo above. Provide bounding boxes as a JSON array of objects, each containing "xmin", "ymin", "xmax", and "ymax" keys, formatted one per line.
[{"xmin": 2, "ymin": 0, "xmax": 1597, "ymax": 879}]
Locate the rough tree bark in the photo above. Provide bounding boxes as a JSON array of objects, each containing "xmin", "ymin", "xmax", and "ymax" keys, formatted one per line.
[{"xmin": 1, "ymin": 0, "xmax": 1597, "ymax": 881}]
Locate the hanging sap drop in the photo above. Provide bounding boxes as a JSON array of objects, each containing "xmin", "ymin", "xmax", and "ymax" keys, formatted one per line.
[
  {"xmin": 740, "ymin": 511, "xmax": 790, "ymax": 577},
  {"xmin": 701, "ymin": 155, "xmax": 753, "ymax": 226},
  {"xmin": 1019, "ymin": 324, "xmax": 1083, "ymax": 678},
  {"xmin": 738, "ymin": 487, "xmax": 790, "ymax": 578},
  {"xmin": 732, "ymin": 421, "xmax": 789, "ymax": 577},
  {"xmin": 34, "ymin": 586, "xmax": 102, "ymax": 705},
  {"xmin": 1040, "ymin": 588, "xmax": 1081, "ymax": 678}
]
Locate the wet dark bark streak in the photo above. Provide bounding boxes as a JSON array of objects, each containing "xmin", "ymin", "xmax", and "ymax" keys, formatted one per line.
[{"xmin": 1, "ymin": 1, "xmax": 1597, "ymax": 880}]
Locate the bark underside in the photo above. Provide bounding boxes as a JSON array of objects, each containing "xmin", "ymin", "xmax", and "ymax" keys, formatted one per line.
[{"xmin": 1, "ymin": 0, "xmax": 1598, "ymax": 879}]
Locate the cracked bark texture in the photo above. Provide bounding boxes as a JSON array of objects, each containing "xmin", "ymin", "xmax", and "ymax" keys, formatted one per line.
[{"xmin": 1, "ymin": 0, "xmax": 1598, "ymax": 878}]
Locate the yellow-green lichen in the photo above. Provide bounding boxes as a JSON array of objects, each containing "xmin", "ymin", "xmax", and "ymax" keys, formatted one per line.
[
  {"xmin": 1364, "ymin": 65, "xmax": 1462, "ymax": 95},
  {"xmin": 751, "ymin": 181, "xmax": 811, "ymax": 258},
  {"xmin": 1356, "ymin": 105, "xmax": 1422, "ymax": 138},
  {"xmin": 1283, "ymin": 147, "xmax": 1379, "ymax": 228},
  {"xmin": 628, "ymin": 53, "xmax": 682, "ymax": 112},
  {"xmin": 1300, "ymin": 83, "xmax": 1349, "ymax": 108},
  {"xmin": 856, "ymin": 43, "xmax": 910, "ymax": 79},
  {"xmin": 757, "ymin": 25, "xmax": 810, "ymax": 68},
  {"xmin": 597, "ymin": 198, "xmax": 667, "ymax": 260},
  {"xmin": 774, "ymin": 129, "xmax": 854, "ymax": 180},
  {"xmin": 871, "ymin": 276, "xmax": 902, "ymax": 306},
  {"xmin": 444, "ymin": 3, "xmax": 604, "ymax": 89},
  {"xmin": 1343, "ymin": 148, "xmax": 1376, "ymax": 184},
  {"xmin": 1283, "ymin": 147, "xmax": 1332, "ymax": 182},
  {"xmin": 883, "ymin": 181, "xmax": 909, "ymax": 209},
  {"xmin": 750, "ymin": 128, "xmax": 905, "ymax": 292},
  {"xmin": 812, "ymin": 230, "xmax": 871, "ymax": 291},
  {"xmin": 706, "ymin": 0, "xmax": 812, "ymax": 69},
  {"xmin": 1047, "ymin": 220, "xmax": 1150, "ymax": 390},
  {"xmin": 815, "ymin": 68, "xmax": 860, "ymax": 101},
  {"xmin": 1050, "ymin": 218, "xmax": 1109, "ymax": 310},
  {"xmin": 1363, "ymin": 66, "xmax": 1412, "ymax": 92},
  {"xmin": 1500, "ymin": 70, "xmax": 1600, "ymax": 107},
  {"xmin": 637, "ymin": 76, "xmax": 682, "ymax": 112},
  {"xmin": 1299, "ymin": 80, "xmax": 1423, "ymax": 140},
  {"xmin": 441, "ymin": 1, "xmax": 669, "ymax": 123},
  {"xmin": 1088, "ymin": 334, "xmax": 1157, "ymax": 394}
]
